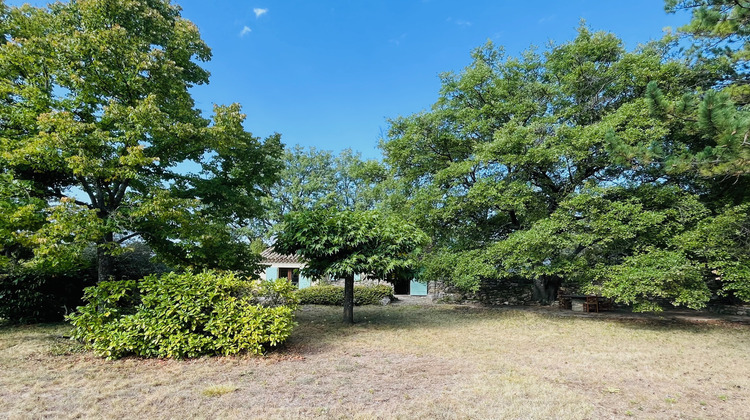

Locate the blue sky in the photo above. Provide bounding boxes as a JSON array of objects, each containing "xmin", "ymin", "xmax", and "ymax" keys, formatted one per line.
[{"xmin": 11, "ymin": 1, "xmax": 691, "ymax": 159}]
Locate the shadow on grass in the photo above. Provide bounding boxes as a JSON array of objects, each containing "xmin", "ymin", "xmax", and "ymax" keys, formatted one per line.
[
  {"xmin": 0, "ymin": 321, "xmax": 69, "ymax": 334},
  {"xmin": 280, "ymin": 303, "xmax": 750, "ymax": 355},
  {"xmin": 604, "ymin": 312, "xmax": 750, "ymax": 334},
  {"xmin": 499, "ymin": 305, "xmax": 750, "ymax": 335},
  {"xmin": 281, "ymin": 304, "xmax": 503, "ymax": 354},
  {"xmin": 3, "ymin": 306, "xmax": 745, "ymax": 360}
]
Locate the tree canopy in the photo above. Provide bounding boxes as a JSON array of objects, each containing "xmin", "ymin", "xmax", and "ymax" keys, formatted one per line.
[
  {"xmin": 381, "ymin": 21, "xmax": 749, "ymax": 311},
  {"xmin": 0, "ymin": 0, "xmax": 282, "ymax": 283},
  {"xmin": 2, "ymin": 0, "xmax": 749, "ymax": 322},
  {"xmin": 274, "ymin": 209, "xmax": 427, "ymax": 323},
  {"xmin": 257, "ymin": 146, "xmax": 388, "ymax": 237}
]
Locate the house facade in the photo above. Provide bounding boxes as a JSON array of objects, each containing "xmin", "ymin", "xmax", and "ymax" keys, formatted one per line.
[
  {"xmin": 259, "ymin": 247, "xmax": 427, "ymax": 295},
  {"xmin": 260, "ymin": 247, "xmax": 312, "ymax": 289}
]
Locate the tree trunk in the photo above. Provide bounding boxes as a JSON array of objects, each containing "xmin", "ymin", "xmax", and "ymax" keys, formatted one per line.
[
  {"xmin": 532, "ymin": 275, "xmax": 561, "ymax": 305},
  {"xmin": 97, "ymin": 231, "xmax": 115, "ymax": 283},
  {"xmin": 343, "ymin": 274, "xmax": 354, "ymax": 324}
]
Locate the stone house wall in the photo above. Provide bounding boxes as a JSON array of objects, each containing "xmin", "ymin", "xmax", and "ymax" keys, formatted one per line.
[
  {"xmin": 322, "ymin": 274, "xmax": 390, "ymax": 288},
  {"xmin": 706, "ymin": 304, "xmax": 750, "ymax": 316}
]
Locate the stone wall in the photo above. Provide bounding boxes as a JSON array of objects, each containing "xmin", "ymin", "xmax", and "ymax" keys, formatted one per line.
[
  {"xmin": 322, "ymin": 275, "xmax": 390, "ymax": 288},
  {"xmin": 474, "ymin": 277, "xmax": 536, "ymax": 305},
  {"xmin": 432, "ymin": 277, "xmax": 537, "ymax": 306},
  {"xmin": 432, "ymin": 277, "xmax": 750, "ymax": 315},
  {"xmin": 429, "ymin": 281, "xmax": 464, "ymax": 303},
  {"xmin": 707, "ymin": 304, "xmax": 750, "ymax": 316}
]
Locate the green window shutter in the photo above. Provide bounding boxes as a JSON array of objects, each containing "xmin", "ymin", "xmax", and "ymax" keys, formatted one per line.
[
  {"xmin": 354, "ymin": 273, "xmax": 361, "ymax": 282},
  {"xmin": 299, "ymin": 276, "xmax": 312, "ymax": 289},
  {"xmin": 410, "ymin": 279, "xmax": 427, "ymax": 296},
  {"xmin": 265, "ymin": 267, "xmax": 278, "ymax": 280}
]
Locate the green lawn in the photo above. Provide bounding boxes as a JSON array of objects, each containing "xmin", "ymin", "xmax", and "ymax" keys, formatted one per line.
[{"xmin": 1, "ymin": 305, "xmax": 748, "ymax": 419}]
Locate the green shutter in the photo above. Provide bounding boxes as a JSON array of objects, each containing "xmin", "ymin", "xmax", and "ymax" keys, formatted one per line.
[
  {"xmin": 265, "ymin": 267, "xmax": 278, "ymax": 280},
  {"xmin": 410, "ymin": 279, "xmax": 427, "ymax": 296},
  {"xmin": 354, "ymin": 273, "xmax": 361, "ymax": 282},
  {"xmin": 299, "ymin": 275, "xmax": 311, "ymax": 289}
]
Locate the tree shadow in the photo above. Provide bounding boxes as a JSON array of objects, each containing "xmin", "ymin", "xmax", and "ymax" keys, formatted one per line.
[
  {"xmin": 278, "ymin": 303, "xmax": 750, "ymax": 356},
  {"xmin": 280, "ymin": 304, "xmax": 493, "ymax": 354},
  {"xmin": 500, "ymin": 305, "xmax": 750, "ymax": 333}
]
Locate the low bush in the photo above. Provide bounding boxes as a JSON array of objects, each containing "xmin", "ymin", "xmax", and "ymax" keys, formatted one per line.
[
  {"xmin": 354, "ymin": 284, "xmax": 396, "ymax": 305},
  {"xmin": 297, "ymin": 284, "xmax": 394, "ymax": 306},
  {"xmin": 0, "ymin": 242, "xmax": 169, "ymax": 324},
  {"xmin": 68, "ymin": 270, "xmax": 298, "ymax": 359},
  {"xmin": 0, "ymin": 264, "xmax": 97, "ymax": 323},
  {"xmin": 296, "ymin": 285, "xmax": 343, "ymax": 305}
]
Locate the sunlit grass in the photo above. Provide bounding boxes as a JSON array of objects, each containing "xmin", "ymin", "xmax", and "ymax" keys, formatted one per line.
[{"xmin": 202, "ymin": 384, "xmax": 238, "ymax": 397}]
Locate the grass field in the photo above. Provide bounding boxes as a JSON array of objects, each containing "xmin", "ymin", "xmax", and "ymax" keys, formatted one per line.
[{"xmin": 1, "ymin": 304, "xmax": 748, "ymax": 419}]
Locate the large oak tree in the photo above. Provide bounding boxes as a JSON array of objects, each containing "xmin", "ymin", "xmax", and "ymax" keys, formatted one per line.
[
  {"xmin": 0, "ymin": 0, "xmax": 282, "ymax": 282},
  {"xmin": 382, "ymin": 22, "xmax": 748, "ymax": 310}
]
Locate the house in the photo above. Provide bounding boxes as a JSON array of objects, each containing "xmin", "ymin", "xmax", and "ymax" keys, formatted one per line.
[
  {"xmin": 259, "ymin": 247, "xmax": 428, "ymax": 296},
  {"xmin": 260, "ymin": 247, "xmax": 312, "ymax": 289}
]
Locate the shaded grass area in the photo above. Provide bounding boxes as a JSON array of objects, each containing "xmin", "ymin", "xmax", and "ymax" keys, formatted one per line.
[{"xmin": 1, "ymin": 305, "xmax": 748, "ymax": 419}]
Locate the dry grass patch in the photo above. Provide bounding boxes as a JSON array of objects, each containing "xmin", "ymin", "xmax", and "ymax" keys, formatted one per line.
[{"xmin": 1, "ymin": 305, "xmax": 748, "ymax": 419}]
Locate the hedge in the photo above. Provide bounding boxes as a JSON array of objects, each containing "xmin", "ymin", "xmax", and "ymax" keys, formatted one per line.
[
  {"xmin": 296, "ymin": 284, "xmax": 394, "ymax": 306},
  {"xmin": 1, "ymin": 242, "xmax": 169, "ymax": 324}
]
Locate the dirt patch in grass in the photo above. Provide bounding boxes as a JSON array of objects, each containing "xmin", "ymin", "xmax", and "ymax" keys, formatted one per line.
[{"xmin": 1, "ymin": 305, "xmax": 748, "ymax": 419}]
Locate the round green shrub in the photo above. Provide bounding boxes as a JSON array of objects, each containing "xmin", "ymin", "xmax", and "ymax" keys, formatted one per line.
[
  {"xmin": 297, "ymin": 284, "xmax": 394, "ymax": 306},
  {"xmin": 68, "ymin": 270, "xmax": 298, "ymax": 359}
]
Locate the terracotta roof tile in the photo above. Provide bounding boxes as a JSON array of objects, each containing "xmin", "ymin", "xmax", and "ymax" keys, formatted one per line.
[{"xmin": 260, "ymin": 247, "xmax": 302, "ymax": 264}]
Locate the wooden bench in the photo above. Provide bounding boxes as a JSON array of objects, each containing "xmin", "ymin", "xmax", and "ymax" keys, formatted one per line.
[{"xmin": 560, "ymin": 294, "xmax": 613, "ymax": 312}]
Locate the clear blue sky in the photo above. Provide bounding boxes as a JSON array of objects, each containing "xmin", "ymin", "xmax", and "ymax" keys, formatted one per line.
[{"xmin": 11, "ymin": 0, "xmax": 691, "ymax": 159}]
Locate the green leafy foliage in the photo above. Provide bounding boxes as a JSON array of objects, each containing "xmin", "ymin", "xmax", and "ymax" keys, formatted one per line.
[
  {"xmin": 493, "ymin": 187, "xmax": 708, "ymax": 276},
  {"xmin": 296, "ymin": 284, "xmax": 394, "ymax": 306},
  {"xmin": 0, "ymin": 240, "xmax": 165, "ymax": 323},
  {"xmin": 275, "ymin": 209, "xmax": 427, "ymax": 322},
  {"xmin": 381, "ymin": 17, "xmax": 749, "ymax": 310},
  {"xmin": 676, "ymin": 204, "xmax": 750, "ymax": 301},
  {"xmin": 0, "ymin": 0, "xmax": 281, "ymax": 284},
  {"xmin": 609, "ymin": 1, "xmax": 750, "ymax": 178},
  {"xmin": 601, "ymin": 249, "xmax": 710, "ymax": 312},
  {"xmin": 635, "ymin": 81, "xmax": 750, "ymax": 178},
  {"xmin": 275, "ymin": 210, "xmax": 428, "ymax": 281},
  {"xmin": 420, "ymin": 249, "xmax": 495, "ymax": 293},
  {"xmin": 0, "ymin": 263, "xmax": 96, "ymax": 323},
  {"xmin": 353, "ymin": 284, "xmax": 395, "ymax": 305},
  {"xmin": 68, "ymin": 271, "xmax": 298, "ymax": 359},
  {"xmin": 382, "ymin": 26, "xmax": 690, "ymax": 297},
  {"xmin": 3, "ymin": 0, "xmax": 749, "ymax": 317},
  {"xmin": 666, "ymin": 0, "xmax": 750, "ymax": 65},
  {"xmin": 257, "ymin": 146, "xmax": 389, "ymax": 238}
]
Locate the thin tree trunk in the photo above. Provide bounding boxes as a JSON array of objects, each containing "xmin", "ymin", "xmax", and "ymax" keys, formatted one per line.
[
  {"xmin": 97, "ymin": 231, "xmax": 115, "ymax": 283},
  {"xmin": 343, "ymin": 274, "xmax": 354, "ymax": 324}
]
